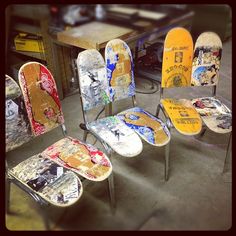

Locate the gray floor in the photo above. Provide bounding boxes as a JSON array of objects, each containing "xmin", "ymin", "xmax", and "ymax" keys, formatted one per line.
[{"xmin": 6, "ymin": 38, "xmax": 232, "ymax": 231}]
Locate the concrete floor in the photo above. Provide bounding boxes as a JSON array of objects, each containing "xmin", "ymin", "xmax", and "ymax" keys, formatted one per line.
[{"xmin": 6, "ymin": 38, "xmax": 232, "ymax": 231}]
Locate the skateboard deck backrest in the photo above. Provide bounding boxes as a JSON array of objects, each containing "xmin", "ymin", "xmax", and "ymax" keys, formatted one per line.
[
  {"xmin": 105, "ymin": 38, "xmax": 135, "ymax": 102},
  {"xmin": 77, "ymin": 49, "xmax": 110, "ymax": 111},
  {"xmin": 18, "ymin": 62, "xmax": 64, "ymax": 136},
  {"xmin": 5, "ymin": 75, "xmax": 33, "ymax": 152},
  {"xmin": 191, "ymin": 32, "xmax": 222, "ymax": 87},
  {"xmin": 161, "ymin": 27, "xmax": 193, "ymax": 88}
]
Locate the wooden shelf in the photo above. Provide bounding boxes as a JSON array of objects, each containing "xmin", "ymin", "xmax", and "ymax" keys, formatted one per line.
[
  {"xmin": 11, "ymin": 5, "xmax": 49, "ymax": 20},
  {"xmin": 11, "ymin": 48, "xmax": 46, "ymax": 61},
  {"xmin": 13, "ymin": 23, "xmax": 42, "ymax": 36}
]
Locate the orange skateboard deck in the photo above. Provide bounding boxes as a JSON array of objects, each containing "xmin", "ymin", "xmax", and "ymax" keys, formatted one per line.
[
  {"xmin": 191, "ymin": 32, "xmax": 222, "ymax": 86},
  {"xmin": 161, "ymin": 99, "xmax": 202, "ymax": 135},
  {"xmin": 18, "ymin": 62, "xmax": 64, "ymax": 136},
  {"xmin": 105, "ymin": 38, "xmax": 135, "ymax": 101},
  {"xmin": 161, "ymin": 27, "xmax": 193, "ymax": 88}
]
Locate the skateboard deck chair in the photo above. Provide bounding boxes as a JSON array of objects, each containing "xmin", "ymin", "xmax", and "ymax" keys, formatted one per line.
[
  {"xmin": 5, "ymin": 63, "xmax": 114, "ymax": 229},
  {"xmin": 76, "ymin": 49, "xmax": 144, "ymax": 198},
  {"xmin": 104, "ymin": 39, "xmax": 171, "ymax": 181},
  {"xmin": 190, "ymin": 32, "xmax": 232, "ymax": 172},
  {"xmin": 156, "ymin": 27, "xmax": 203, "ymax": 178},
  {"xmin": 6, "ymin": 74, "xmax": 82, "ymax": 229}
]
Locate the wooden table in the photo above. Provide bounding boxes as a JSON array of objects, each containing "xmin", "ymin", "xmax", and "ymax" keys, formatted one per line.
[{"xmin": 57, "ymin": 21, "xmax": 135, "ymax": 50}]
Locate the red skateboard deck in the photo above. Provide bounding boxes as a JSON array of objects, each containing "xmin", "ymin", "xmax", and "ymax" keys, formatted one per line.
[{"xmin": 18, "ymin": 62, "xmax": 64, "ymax": 136}]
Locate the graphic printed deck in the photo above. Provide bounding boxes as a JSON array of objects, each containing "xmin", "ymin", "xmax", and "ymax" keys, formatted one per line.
[
  {"xmin": 161, "ymin": 99, "xmax": 202, "ymax": 135},
  {"xmin": 161, "ymin": 27, "xmax": 193, "ymax": 88},
  {"xmin": 88, "ymin": 116, "xmax": 143, "ymax": 157},
  {"xmin": 192, "ymin": 97, "xmax": 231, "ymax": 133},
  {"xmin": 6, "ymin": 75, "xmax": 32, "ymax": 152},
  {"xmin": 117, "ymin": 107, "xmax": 171, "ymax": 146}
]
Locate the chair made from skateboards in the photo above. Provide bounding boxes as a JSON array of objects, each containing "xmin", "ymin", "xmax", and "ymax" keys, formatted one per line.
[
  {"xmin": 190, "ymin": 32, "xmax": 232, "ymax": 172},
  {"xmin": 5, "ymin": 62, "xmax": 113, "ymax": 229},
  {"xmin": 156, "ymin": 27, "xmax": 203, "ymax": 178},
  {"xmin": 104, "ymin": 39, "xmax": 171, "ymax": 180},
  {"xmin": 76, "ymin": 49, "xmax": 143, "ymax": 185}
]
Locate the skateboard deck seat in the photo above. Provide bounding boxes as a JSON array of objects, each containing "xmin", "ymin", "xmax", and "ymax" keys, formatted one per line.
[
  {"xmin": 10, "ymin": 154, "xmax": 83, "ymax": 207},
  {"xmin": 191, "ymin": 97, "xmax": 232, "ymax": 134},
  {"xmin": 42, "ymin": 136, "xmax": 112, "ymax": 181},
  {"xmin": 88, "ymin": 116, "xmax": 143, "ymax": 157},
  {"xmin": 117, "ymin": 107, "xmax": 171, "ymax": 146},
  {"xmin": 161, "ymin": 99, "xmax": 202, "ymax": 135}
]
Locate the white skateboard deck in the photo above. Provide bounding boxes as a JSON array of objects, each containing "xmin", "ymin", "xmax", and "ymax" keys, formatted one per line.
[
  {"xmin": 192, "ymin": 97, "xmax": 232, "ymax": 133},
  {"xmin": 6, "ymin": 75, "xmax": 33, "ymax": 152},
  {"xmin": 88, "ymin": 116, "xmax": 143, "ymax": 157},
  {"xmin": 10, "ymin": 154, "xmax": 83, "ymax": 207}
]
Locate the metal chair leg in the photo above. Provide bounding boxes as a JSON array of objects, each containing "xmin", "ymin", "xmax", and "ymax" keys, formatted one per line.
[
  {"xmin": 108, "ymin": 173, "xmax": 116, "ymax": 214},
  {"xmin": 5, "ymin": 178, "xmax": 11, "ymax": 214},
  {"xmin": 195, "ymin": 127, "xmax": 207, "ymax": 139},
  {"xmin": 164, "ymin": 142, "xmax": 170, "ymax": 181},
  {"xmin": 106, "ymin": 150, "xmax": 116, "ymax": 214},
  {"xmin": 38, "ymin": 204, "xmax": 51, "ymax": 230},
  {"xmin": 83, "ymin": 130, "xmax": 88, "ymax": 142},
  {"xmin": 223, "ymin": 133, "xmax": 232, "ymax": 174},
  {"xmin": 156, "ymin": 104, "xmax": 160, "ymax": 117}
]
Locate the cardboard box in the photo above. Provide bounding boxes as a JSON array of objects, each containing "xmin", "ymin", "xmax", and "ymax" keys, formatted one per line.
[{"xmin": 14, "ymin": 33, "xmax": 45, "ymax": 53}]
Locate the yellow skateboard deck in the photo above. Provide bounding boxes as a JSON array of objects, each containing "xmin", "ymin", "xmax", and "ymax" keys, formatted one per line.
[
  {"xmin": 161, "ymin": 27, "xmax": 193, "ymax": 88},
  {"xmin": 161, "ymin": 99, "xmax": 202, "ymax": 135}
]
